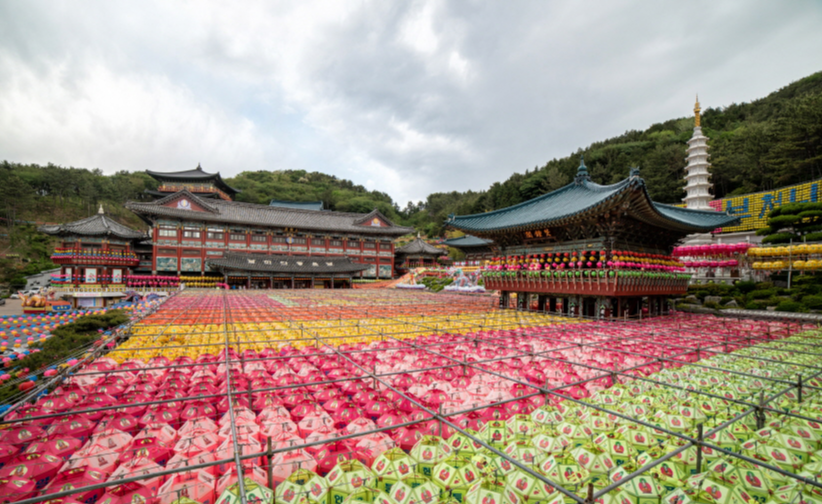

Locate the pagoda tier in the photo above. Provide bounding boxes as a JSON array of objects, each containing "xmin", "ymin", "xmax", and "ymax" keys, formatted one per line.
[{"xmin": 683, "ymin": 98, "xmax": 713, "ymax": 210}]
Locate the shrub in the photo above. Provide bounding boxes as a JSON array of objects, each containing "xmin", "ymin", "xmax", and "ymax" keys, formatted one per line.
[
  {"xmin": 734, "ymin": 281, "xmax": 757, "ymax": 294},
  {"xmin": 749, "ymin": 289, "xmax": 777, "ymax": 300},
  {"xmin": 745, "ymin": 301, "xmax": 766, "ymax": 310},
  {"xmin": 793, "ymin": 275, "xmax": 820, "ymax": 286},
  {"xmin": 719, "ymin": 296, "xmax": 733, "ymax": 305},
  {"xmin": 703, "ymin": 301, "xmax": 721, "ymax": 309},
  {"xmin": 801, "ymin": 295, "xmax": 822, "ymax": 310},
  {"xmin": 762, "ymin": 232, "xmax": 796, "ymax": 244},
  {"xmin": 776, "ymin": 300, "xmax": 805, "ymax": 312},
  {"xmin": 694, "ymin": 290, "xmax": 710, "ymax": 301}
]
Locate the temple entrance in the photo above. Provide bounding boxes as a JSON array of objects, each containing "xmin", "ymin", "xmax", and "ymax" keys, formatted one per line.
[{"xmin": 582, "ymin": 298, "xmax": 597, "ymax": 318}]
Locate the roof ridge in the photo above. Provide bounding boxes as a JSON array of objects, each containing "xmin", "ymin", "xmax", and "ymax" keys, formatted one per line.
[{"xmin": 448, "ymin": 177, "xmax": 632, "ymax": 223}]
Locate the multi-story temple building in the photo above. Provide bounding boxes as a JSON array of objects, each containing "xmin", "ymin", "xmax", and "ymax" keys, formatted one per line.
[
  {"xmin": 447, "ymin": 160, "xmax": 740, "ymax": 317},
  {"xmin": 124, "ymin": 167, "xmax": 413, "ymax": 286},
  {"xmin": 41, "ymin": 166, "xmax": 414, "ymax": 291}
]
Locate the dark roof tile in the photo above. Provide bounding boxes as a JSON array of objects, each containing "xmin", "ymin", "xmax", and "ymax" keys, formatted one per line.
[
  {"xmin": 395, "ymin": 238, "xmax": 446, "ymax": 256},
  {"xmin": 207, "ymin": 253, "xmax": 368, "ymax": 274},
  {"xmin": 39, "ymin": 212, "xmax": 145, "ymax": 240},
  {"xmin": 126, "ymin": 190, "xmax": 414, "ymax": 236},
  {"xmin": 447, "ymin": 162, "xmax": 739, "ymax": 234}
]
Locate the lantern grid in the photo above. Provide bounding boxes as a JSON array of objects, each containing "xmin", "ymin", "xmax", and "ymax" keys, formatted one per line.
[{"xmin": 1, "ymin": 290, "xmax": 821, "ymax": 504}]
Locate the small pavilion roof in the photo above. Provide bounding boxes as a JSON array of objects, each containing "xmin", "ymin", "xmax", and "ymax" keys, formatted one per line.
[
  {"xmin": 39, "ymin": 206, "xmax": 145, "ymax": 240},
  {"xmin": 395, "ymin": 237, "xmax": 446, "ymax": 256},
  {"xmin": 446, "ymin": 160, "xmax": 740, "ymax": 235}
]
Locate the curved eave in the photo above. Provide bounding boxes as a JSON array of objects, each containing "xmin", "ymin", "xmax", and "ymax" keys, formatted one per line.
[
  {"xmin": 447, "ymin": 175, "xmax": 739, "ymax": 235},
  {"xmin": 146, "ymin": 170, "xmax": 241, "ymax": 195},
  {"xmin": 38, "ymin": 225, "xmax": 145, "ymax": 240},
  {"xmin": 448, "ymin": 178, "xmax": 638, "ymax": 234},
  {"xmin": 124, "ymin": 202, "xmax": 414, "ymax": 236}
]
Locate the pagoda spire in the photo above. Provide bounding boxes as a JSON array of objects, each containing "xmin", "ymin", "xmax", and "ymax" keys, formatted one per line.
[
  {"xmin": 98, "ymin": 203, "xmax": 105, "ymax": 214},
  {"xmin": 683, "ymin": 95, "xmax": 712, "ymax": 210}
]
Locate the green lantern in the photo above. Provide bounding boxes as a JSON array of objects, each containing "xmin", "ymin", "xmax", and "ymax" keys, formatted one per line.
[
  {"xmin": 342, "ymin": 487, "xmax": 393, "ymax": 504},
  {"xmin": 387, "ymin": 476, "xmax": 441, "ymax": 504},
  {"xmin": 216, "ymin": 477, "xmax": 274, "ymax": 504},
  {"xmin": 275, "ymin": 469, "xmax": 330, "ymax": 504},
  {"xmin": 463, "ymin": 480, "xmax": 519, "ymax": 504},
  {"xmin": 479, "ymin": 420, "xmax": 510, "ymax": 449},
  {"xmin": 502, "ymin": 441, "xmax": 540, "ymax": 467},
  {"xmin": 410, "ymin": 436, "xmax": 454, "ymax": 477},
  {"xmin": 650, "ymin": 460, "xmax": 689, "ymax": 492},
  {"xmin": 531, "ymin": 434, "xmax": 571, "ymax": 456},
  {"xmin": 327, "ymin": 459, "xmax": 378, "ymax": 504},
  {"xmin": 431, "ymin": 456, "xmax": 479, "ymax": 502},
  {"xmin": 372, "ymin": 448, "xmax": 415, "ymax": 493},
  {"xmin": 503, "ymin": 468, "xmax": 557, "ymax": 503},
  {"xmin": 505, "ymin": 415, "xmax": 537, "ymax": 440},
  {"xmin": 446, "ymin": 430, "xmax": 483, "ymax": 456},
  {"xmin": 684, "ymin": 474, "xmax": 731, "ymax": 504}
]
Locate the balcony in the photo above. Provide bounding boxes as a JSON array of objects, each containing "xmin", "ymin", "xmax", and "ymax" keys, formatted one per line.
[{"xmin": 51, "ymin": 248, "xmax": 139, "ymax": 266}]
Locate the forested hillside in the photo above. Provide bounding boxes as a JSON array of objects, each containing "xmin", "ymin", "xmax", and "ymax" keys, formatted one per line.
[
  {"xmin": 411, "ymin": 71, "xmax": 822, "ymax": 235},
  {"xmin": 227, "ymin": 170, "xmax": 403, "ymax": 222},
  {"xmin": 2, "ymin": 70, "xmax": 821, "ymax": 280}
]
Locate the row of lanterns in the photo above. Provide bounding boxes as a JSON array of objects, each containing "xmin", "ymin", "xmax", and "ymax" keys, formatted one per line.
[{"xmin": 484, "ymin": 250, "xmax": 684, "ymax": 272}]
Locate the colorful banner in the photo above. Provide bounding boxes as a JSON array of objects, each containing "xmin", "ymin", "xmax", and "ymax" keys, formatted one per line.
[
  {"xmin": 181, "ymin": 257, "xmax": 202, "ymax": 272},
  {"xmin": 708, "ymin": 179, "xmax": 822, "ymax": 233},
  {"xmin": 85, "ymin": 268, "xmax": 97, "ymax": 283},
  {"xmin": 156, "ymin": 257, "xmax": 178, "ymax": 272}
]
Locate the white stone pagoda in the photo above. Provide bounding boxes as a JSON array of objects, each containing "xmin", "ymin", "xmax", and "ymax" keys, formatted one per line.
[{"xmin": 683, "ymin": 96, "xmax": 713, "ymax": 209}]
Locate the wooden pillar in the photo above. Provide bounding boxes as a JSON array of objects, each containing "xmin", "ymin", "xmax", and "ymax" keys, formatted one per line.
[
  {"xmin": 537, "ymin": 295, "xmax": 546, "ymax": 312},
  {"xmin": 290, "ymin": 276, "xmax": 295, "ymax": 289},
  {"xmin": 500, "ymin": 291, "xmax": 510, "ymax": 310}
]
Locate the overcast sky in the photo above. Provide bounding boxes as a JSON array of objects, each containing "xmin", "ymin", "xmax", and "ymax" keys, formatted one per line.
[{"xmin": 1, "ymin": 1, "xmax": 821, "ymax": 206}]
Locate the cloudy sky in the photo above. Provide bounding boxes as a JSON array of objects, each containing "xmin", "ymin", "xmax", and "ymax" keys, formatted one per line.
[{"xmin": 1, "ymin": 1, "xmax": 821, "ymax": 206}]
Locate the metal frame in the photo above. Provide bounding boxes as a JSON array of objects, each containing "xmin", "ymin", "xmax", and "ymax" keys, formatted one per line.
[{"xmin": 2, "ymin": 289, "xmax": 821, "ymax": 504}]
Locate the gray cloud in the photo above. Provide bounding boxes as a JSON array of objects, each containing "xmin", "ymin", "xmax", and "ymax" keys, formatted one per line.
[{"xmin": 1, "ymin": 0, "xmax": 821, "ymax": 205}]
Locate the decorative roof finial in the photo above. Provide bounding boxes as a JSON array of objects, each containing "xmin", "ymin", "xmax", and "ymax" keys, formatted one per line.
[
  {"xmin": 98, "ymin": 203, "xmax": 104, "ymax": 215},
  {"xmin": 574, "ymin": 155, "xmax": 591, "ymax": 184},
  {"xmin": 694, "ymin": 94, "xmax": 701, "ymax": 128},
  {"xmin": 196, "ymin": 163, "xmax": 203, "ymax": 171},
  {"xmin": 630, "ymin": 166, "xmax": 641, "ymax": 177}
]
